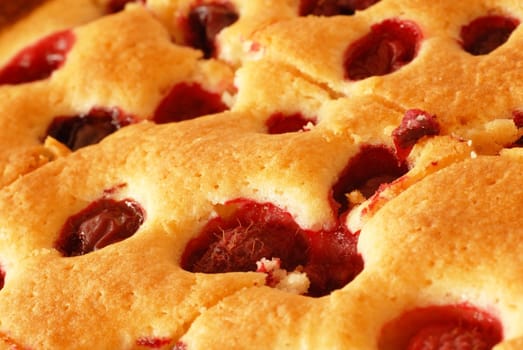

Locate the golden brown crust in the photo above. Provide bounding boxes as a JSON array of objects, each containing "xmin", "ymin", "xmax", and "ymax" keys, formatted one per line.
[{"xmin": 1, "ymin": 0, "xmax": 523, "ymax": 348}]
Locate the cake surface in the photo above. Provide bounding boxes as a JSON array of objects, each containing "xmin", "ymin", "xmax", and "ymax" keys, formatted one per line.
[{"xmin": 0, "ymin": 0, "xmax": 523, "ymax": 349}]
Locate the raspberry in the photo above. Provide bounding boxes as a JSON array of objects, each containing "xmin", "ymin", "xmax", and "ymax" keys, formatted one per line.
[
  {"xmin": 55, "ymin": 198, "xmax": 145, "ymax": 257},
  {"xmin": 344, "ymin": 19, "xmax": 422, "ymax": 80},
  {"xmin": 0, "ymin": 30, "xmax": 75, "ymax": 85},
  {"xmin": 461, "ymin": 15, "xmax": 519, "ymax": 56}
]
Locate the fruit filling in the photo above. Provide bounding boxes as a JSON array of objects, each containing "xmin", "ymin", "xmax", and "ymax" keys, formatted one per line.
[
  {"xmin": 55, "ymin": 197, "xmax": 145, "ymax": 257},
  {"xmin": 45, "ymin": 107, "xmax": 136, "ymax": 151},
  {"xmin": 0, "ymin": 30, "xmax": 75, "ymax": 85},
  {"xmin": 460, "ymin": 15, "xmax": 519, "ymax": 56},
  {"xmin": 344, "ymin": 19, "xmax": 422, "ymax": 80},
  {"xmin": 153, "ymin": 82, "xmax": 228, "ymax": 124},
  {"xmin": 136, "ymin": 337, "xmax": 172, "ymax": 348},
  {"xmin": 332, "ymin": 145, "xmax": 408, "ymax": 213},
  {"xmin": 379, "ymin": 304, "xmax": 503, "ymax": 350},
  {"xmin": 392, "ymin": 109, "xmax": 440, "ymax": 162},
  {"xmin": 0, "ymin": 267, "xmax": 4, "ymax": 290},
  {"xmin": 299, "ymin": 0, "xmax": 381, "ymax": 16},
  {"xmin": 183, "ymin": 2, "xmax": 239, "ymax": 58},
  {"xmin": 265, "ymin": 112, "xmax": 316, "ymax": 134},
  {"xmin": 181, "ymin": 199, "xmax": 363, "ymax": 297},
  {"xmin": 107, "ymin": 0, "xmax": 143, "ymax": 13}
]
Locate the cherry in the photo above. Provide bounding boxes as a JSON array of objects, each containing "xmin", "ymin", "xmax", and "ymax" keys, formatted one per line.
[
  {"xmin": 107, "ymin": 0, "xmax": 143, "ymax": 13},
  {"xmin": 46, "ymin": 107, "xmax": 136, "ymax": 151},
  {"xmin": 265, "ymin": 112, "xmax": 316, "ymax": 134},
  {"xmin": 0, "ymin": 267, "xmax": 4, "ymax": 290},
  {"xmin": 299, "ymin": 0, "xmax": 380, "ymax": 16},
  {"xmin": 392, "ymin": 109, "xmax": 440, "ymax": 162},
  {"xmin": 55, "ymin": 198, "xmax": 145, "ymax": 257},
  {"xmin": 136, "ymin": 337, "xmax": 172, "ymax": 348},
  {"xmin": 332, "ymin": 145, "xmax": 408, "ymax": 213},
  {"xmin": 0, "ymin": 29, "xmax": 75, "ymax": 85},
  {"xmin": 182, "ymin": 199, "xmax": 363, "ymax": 297},
  {"xmin": 173, "ymin": 342, "xmax": 188, "ymax": 350},
  {"xmin": 183, "ymin": 3, "xmax": 239, "ymax": 58},
  {"xmin": 153, "ymin": 82, "xmax": 228, "ymax": 124},
  {"xmin": 379, "ymin": 304, "xmax": 503, "ymax": 350},
  {"xmin": 344, "ymin": 19, "xmax": 422, "ymax": 80},
  {"xmin": 460, "ymin": 15, "xmax": 519, "ymax": 56}
]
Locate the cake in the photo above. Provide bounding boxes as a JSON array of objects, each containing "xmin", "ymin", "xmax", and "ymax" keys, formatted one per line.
[{"xmin": 0, "ymin": 0, "xmax": 522, "ymax": 349}]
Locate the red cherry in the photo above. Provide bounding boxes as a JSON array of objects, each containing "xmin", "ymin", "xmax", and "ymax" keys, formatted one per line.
[
  {"xmin": 344, "ymin": 19, "xmax": 422, "ymax": 80},
  {"xmin": 183, "ymin": 3, "xmax": 239, "ymax": 58},
  {"xmin": 46, "ymin": 107, "xmax": 136, "ymax": 151},
  {"xmin": 0, "ymin": 30, "xmax": 75, "ymax": 85},
  {"xmin": 460, "ymin": 15, "xmax": 519, "ymax": 56},
  {"xmin": 55, "ymin": 198, "xmax": 145, "ymax": 257},
  {"xmin": 153, "ymin": 83, "xmax": 228, "ymax": 124},
  {"xmin": 299, "ymin": 0, "xmax": 380, "ymax": 16},
  {"xmin": 265, "ymin": 112, "xmax": 316, "ymax": 134}
]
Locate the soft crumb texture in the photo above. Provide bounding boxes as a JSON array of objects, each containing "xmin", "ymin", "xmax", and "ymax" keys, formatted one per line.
[{"xmin": 0, "ymin": 0, "xmax": 523, "ymax": 349}]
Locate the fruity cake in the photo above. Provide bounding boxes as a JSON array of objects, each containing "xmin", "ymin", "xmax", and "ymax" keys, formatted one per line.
[{"xmin": 1, "ymin": 0, "xmax": 523, "ymax": 349}]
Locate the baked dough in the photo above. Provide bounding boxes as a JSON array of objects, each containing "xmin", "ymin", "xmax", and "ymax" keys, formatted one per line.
[{"xmin": 0, "ymin": 0, "xmax": 522, "ymax": 349}]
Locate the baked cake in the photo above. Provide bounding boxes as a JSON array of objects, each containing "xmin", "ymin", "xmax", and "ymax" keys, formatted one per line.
[{"xmin": 0, "ymin": 0, "xmax": 523, "ymax": 349}]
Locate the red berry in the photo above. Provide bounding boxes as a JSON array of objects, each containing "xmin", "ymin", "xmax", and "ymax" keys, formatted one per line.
[
  {"xmin": 46, "ymin": 107, "xmax": 136, "ymax": 151},
  {"xmin": 344, "ymin": 19, "xmax": 422, "ymax": 80},
  {"xmin": 265, "ymin": 112, "xmax": 315, "ymax": 134},
  {"xmin": 407, "ymin": 324, "xmax": 490, "ymax": 350},
  {"xmin": 460, "ymin": 15, "xmax": 519, "ymax": 56},
  {"xmin": 183, "ymin": 3, "xmax": 239, "ymax": 58},
  {"xmin": 55, "ymin": 198, "xmax": 145, "ymax": 257},
  {"xmin": 392, "ymin": 109, "xmax": 440, "ymax": 161},
  {"xmin": 136, "ymin": 337, "xmax": 172, "ymax": 348},
  {"xmin": 332, "ymin": 145, "xmax": 408, "ymax": 213},
  {"xmin": 379, "ymin": 304, "xmax": 503, "ymax": 350},
  {"xmin": 107, "ymin": 0, "xmax": 143, "ymax": 13},
  {"xmin": 153, "ymin": 82, "xmax": 228, "ymax": 124},
  {"xmin": 0, "ymin": 30, "xmax": 75, "ymax": 85},
  {"xmin": 299, "ymin": 0, "xmax": 380, "ymax": 16},
  {"xmin": 181, "ymin": 199, "xmax": 363, "ymax": 297}
]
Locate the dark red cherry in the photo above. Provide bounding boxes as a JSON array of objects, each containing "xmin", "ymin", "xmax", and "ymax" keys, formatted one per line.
[
  {"xmin": 0, "ymin": 0, "xmax": 45, "ymax": 27},
  {"xmin": 332, "ymin": 145, "xmax": 408, "ymax": 213},
  {"xmin": 379, "ymin": 304, "xmax": 503, "ymax": 350},
  {"xmin": 391, "ymin": 109, "xmax": 440, "ymax": 162},
  {"xmin": 46, "ymin": 107, "xmax": 136, "ymax": 151},
  {"xmin": 182, "ymin": 200, "xmax": 309, "ymax": 274},
  {"xmin": 0, "ymin": 30, "xmax": 74, "ymax": 85},
  {"xmin": 266, "ymin": 112, "xmax": 316, "ymax": 134},
  {"xmin": 299, "ymin": 0, "xmax": 380, "ymax": 16},
  {"xmin": 184, "ymin": 3, "xmax": 239, "ymax": 58},
  {"xmin": 107, "ymin": 0, "xmax": 143, "ymax": 13},
  {"xmin": 173, "ymin": 342, "xmax": 188, "ymax": 350},
  {"xmin": 136, "ymin": 337, "xmax": 172, "ymax": 348},
  {"xmin": 344, "ymin": 19, "xmax": 422, "ymax": 80},
  {"xmin": 461, "ymin": 15, "xmax": 519, "ymax": 55},
  {"xmin": 55, "ymin": 198, "xmax": 145, "ymax": 257},
  {"xmin": 153, "ymin": 82, "xmax": 228, "ymax": 124},
  {"xmin": 182, "ymin": 199, "xmax": 363, "ymax": 297},
  {"xmin": 0, "ymin": 267, "xmax": 4, "ymax": 290}
]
